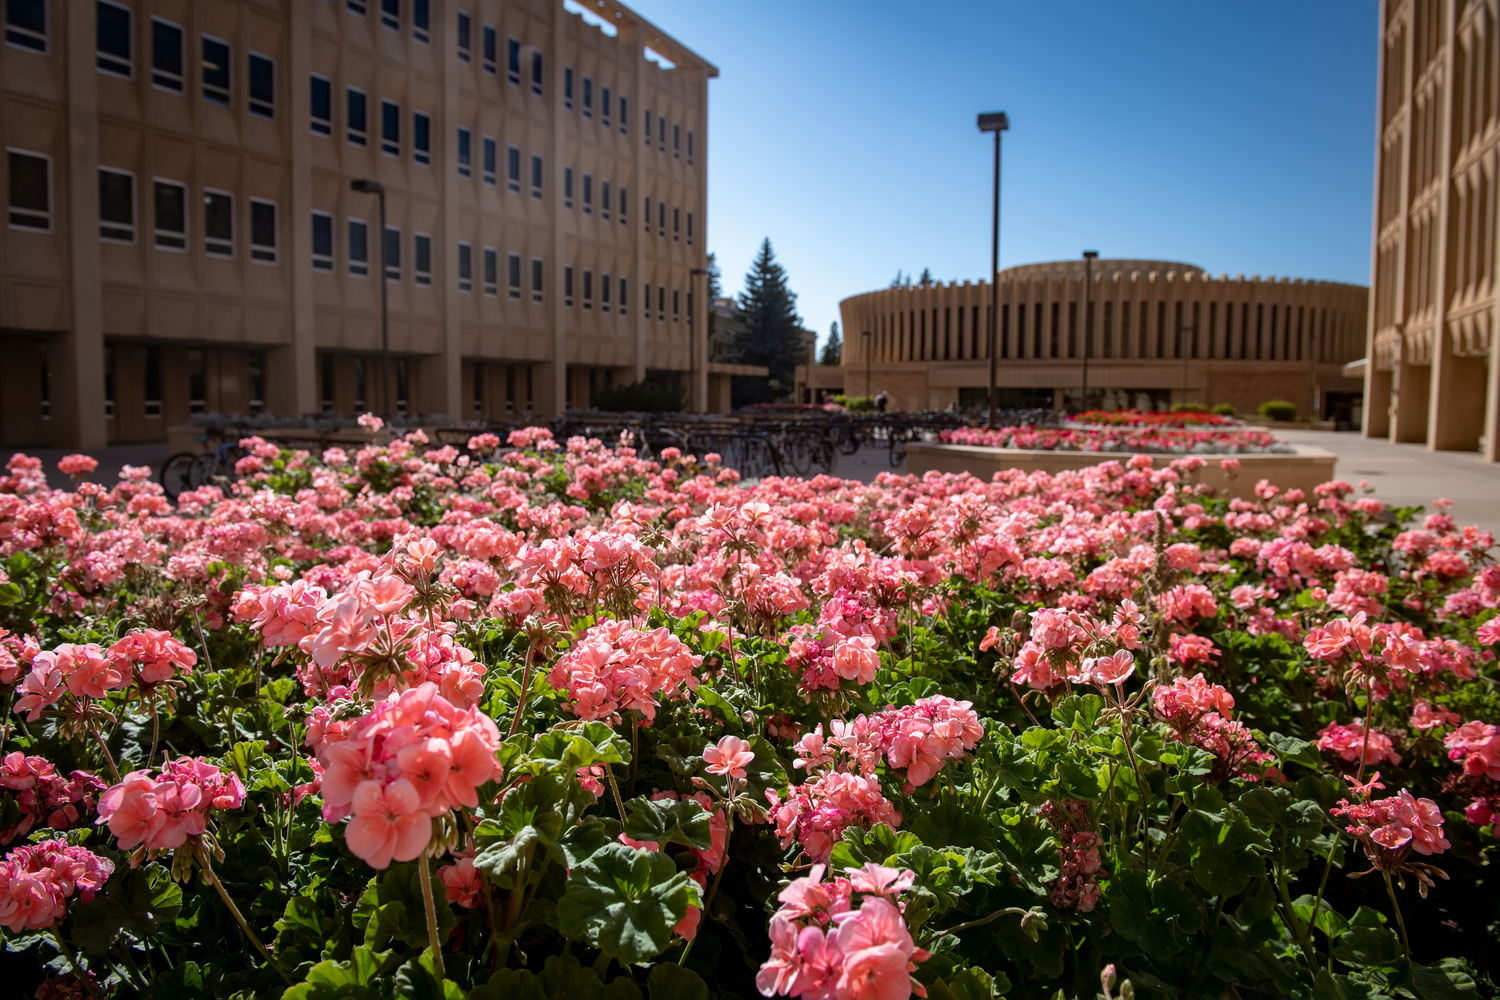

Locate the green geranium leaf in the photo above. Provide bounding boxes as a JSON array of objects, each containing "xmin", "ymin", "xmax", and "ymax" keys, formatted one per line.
[
  {"xmin": 623, "ymin": 796, "xmax": 714, "ymax": 851},
  {"xmin": 71, "ymin": 866, "xmax": 183, "ymax": 955},
  {"xmin": 281, "ymin": 945, "xmax": 391, "ymax": 1000},
  {"xmin": 646, "ymin": 963, "xmax": 709, "ymax": 1000},
  {"xmin": 555, "ymin": 843, "xmax": 693, "ymax": 963}
]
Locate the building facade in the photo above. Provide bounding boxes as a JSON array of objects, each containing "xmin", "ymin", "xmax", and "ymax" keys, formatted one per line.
[
  {"xmin": 1363, "ymin": 0, "xmax": 1500, "ymax": 460},
  {"xmin": 0, "ymin": 0, "xmax": 714, "ymax": 447},
  {"xmin": 832, "ymin": 260, "xmax": 1368, "ymax": 418}
]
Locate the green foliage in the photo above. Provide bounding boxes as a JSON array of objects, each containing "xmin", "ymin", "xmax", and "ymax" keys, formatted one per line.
[
  {"xmin": 833, "ymin": 394, "xmax": 876, "ymax": 412},
  {"xmin": 1170, "ymin": 401, "xmax": 1208, "ymax": 412},
  {"xmin": 555, "ymin": 844, "xmax": 695, "ymax": 964},
  {"xmin": 591, "ymin": 381, "xmax": 684, "ymax": 414},
  {"xmin": 1259, "ymin": 399, "xmax": 1298, "ymax": 421},
  {"xmin": 1211, "ymin": 402, "xmax": 1236, "ymax": 416}
]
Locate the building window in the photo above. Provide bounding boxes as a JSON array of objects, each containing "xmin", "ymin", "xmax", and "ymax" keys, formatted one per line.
[
  {"xmin": 248, "ymin": 350, "xmax": 265, "ymax": 414},
  {"xmin": 395, "ymin": 357, "xmax": 408, "ymax": 414},
  {"xmin": 643, "ymin": 194, "xmax": 650, "ymax": 232},
  {"xmin": 204, "ymin": 190, "xmax": 234, "ymax": 256},
  {"xmin": 531, "ymin": 50, "xmax": 543, "ymax": 94},
  {"xmin": 619, "ymin": 186, "xmax": 627, "ymax": 225},
  {"xmin": 412, "ymin": 0, "xmax": 429, "ymax": 43},
  {"xmin": 658, "ymin": 115, "xmax": 666, "ymax": 152},
  {"xmin": 248, "ymin": 53, "xmax": 275, "ymax": 118},
  {"xmin": 202, "ymin": 36, "xmax": 231, "ymax": 106},
  {"xmin": 380, "ymin": 0, "xmax": 399, "ymax": 31},
  {"xmin": 381, "ymin": 99, "xmax": 400, "ymax": 156},
  {"xmin": 673, "ymin": 123, "xmax": 680, "ymax": 158},
  {"xmin": 383, "ymin": 225, "xmax": 402, "ymax": 281},
  {"xmin": 347, "ymin": 87, "xmax": 367, "ymax": 146},
  {"xmin": 349, "ymin": 218, "xmax": 369, "ymax": 276},
  {"xmin": 531, "ymin": 154, "xmax": 543, "ymax": 198},
  {"xmin": 507, "ymin": 145, "xmax": 520, "ymax": 192},
  {"xmin": 506, "ymin": 37, "xmax": 520, "ymax": 84},
  {"xmin": 320, "ymin": 354, "xmax": 333, "ymax": 414},
  {"xmin": 582, "ymin": 269, "xmax": 593, "ymax": 309},
  {"xmin": 644, "ymin": 106, "xmax": 651, "ymax": 145},
  {"xmin": 7, "ymin": 149, "xmax": 50, "ymax": 231},
  {"xmin": 483, "ymin": 246, "xmax": 497, "ymax": 295},
  {"xmin": 618, "ymin": 276, "xmax": 627, "ymax": 315},
  {"xmin": 564, "ymin": 67, "xmax": 575, "ymax": 108},
  {"xmin": 457, "ymin": 127, "xmax": 471, "ymax": 177},
  {"xmin": 352, "ymin": 356, "xmax": 366, "ymax": 410},
  {"xmin": 600, "ymin": 180, "xmax": 610, "ymax": 220},
  {"xmin": 619, "ymin": 95, "xmax": 629, "ymax": 135},
  {"xmin": 658, "ymin": 200, "xmax": 665, "ymax": 236},
  {"xmin": 456, "ymin": 10, "xmax": 470, "ymax": 61},
  {"xmin": 150, "ymin": 18, "xmax": 184, "ymax": 92},
  {"xmin": 658, "ymin": 285, "xmax": 665, "ymax": 320},
  {"xmin": 96, "ymin": 1, "xmax": 132, "ymax": 77},
  {"xmin": 144, "ymin": 347, "xmax": 162, "ymax": 418},
  {"xmin": 103, "ymin": 346, "xmax": 114, "ymax": 419},
  {"xmin": 97, "ymin": 167, "xmax": 134, "ymax": 242},
  {"xmin": 5, "ymin": 0, "xmax": 47, "ymax": 53},
  {"xmin": 601, "ymin": 271, "xmax": 611, "ymax": 309},
  {"xmin": 413, "ymin": 110, "xmax": 431, "ymax": 165},
  {"xmin": 482, "ymin": 135, "xmax": 495, "ymax": 185},
  {"xmin": 413, "ymin": 232, "xmax": 431, "ymax": 285},
  {"xmin": 347, "ymin": 1, "xmax": 368, "ymax": 15},
  {"xmin": 582, "ymin": 173, "xmax": 592, "ymax": 214},
  {"xmin": 672, "ymin": 206, "xmax": 679, "ymax": 241},
  {"xmin": 582, "ymin": 76, "xmax": 592, "ymax": 118},
  {"xmin": 310, "ymin": 74, "xmax": 332, "ymax": 135},
  {"xmin": 531, "ymin": 257, "xmax": 543, "ymax": 302},
  {"xmin": 687, "ymin": 130, "xmax": 694, "ymax": 164},
  {"xmin": 153, "ymin": 179, "xmax": 186, "ymax": 250},
  {"xmin": 686, "ymin": 211, "xmax": 693, "ymax": 245},
  {"xmin": 250, "ymin": 199, "xmax": 276, "ymax": 263},
  {"xmin": 601, "ymin": 86, "xmax": 611, "ymax": 125},
  {"xmin": 190, "ymin": 349, "xmax": 206, "ymax": 413},
  {"xmin": 642, "ymin": 282, "xmax": 650, "ymax": 319},
  {"xmin": 311, "ymin": 211, "xmax": 334, "ymax": 271},
  {"xmin": 564, "ymin": 167, "xmax": 573, "ymax": 209},
  {"xmin": 482, "ymin": 23, "xmax": 495, "ymax": 74},
  {"xmin": 458, "ymin": 241, "xmax": 472, "ymax": 291},
  {"xmin": 564, "ymin": 265, "xmax": 574, "ymax": 307},
  {"xmin": 507, "ymin": 252, "xmax": 522, "ymax": 299}
]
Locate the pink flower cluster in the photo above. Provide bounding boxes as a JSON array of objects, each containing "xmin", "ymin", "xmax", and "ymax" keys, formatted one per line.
[
  {"xmin": 547, "ymin": 618, "xmax": 701, "ymax": 723},
  {"xmin": 769, "ymin": 771, "xmax": 902, "ymax": 864},
  {"xmin": 0, "ymin": 752, "xmax": 105, "ymax": 844},
  {"xmin": 1333, "ymin": 787, "xmax": 1449, "ymax": 864},
  {"xmin": 97, "ymin": 757, "xmax": 247, "ymax": 853},
  {"xmin": 1039, "ymin": 799, "xmax": 1105, "ymax": 912},
  {"xmin": 1444, "ymin": 722, "xmax": 1500, "ymax": 781},
  {"xmin": 1152, "ymin": 674, "xmax": 1271, "ymax": 779},
  {"xmin": 757, "ymin": 863, "xmax": 929, "ymax": 1000},
  {"xmin": 12, "ymin": 631, "xmax": 197, "ymax": 721},
  {"xmin": 315, "ymin": 682, "xmax": 502, "ymax": 869},
  {"xmin": 940, "ymin": 424, "xmax": 1285, "ymax": 454},
  {"xmin": 0, "ymin": 839, "xmax": 113, "ymax": 932},
  {"xmin": 791, "ymin": 697, "xmax": 984, "ymax": 790},
  {"xmin": 1316, "ymin": 721, "xmax": 1402, "ymax": 768}
]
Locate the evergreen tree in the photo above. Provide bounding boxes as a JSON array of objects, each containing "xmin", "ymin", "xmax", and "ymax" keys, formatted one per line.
[
  {"xmin": 704, "ymin": 252, "xmax": 723, "ymax": 353},
  {"xmin": 888, "ymin": 270, "xmax": 911, "ymax": 289},
  {"xmin": 918, "ymin": 267, "xmax": 934, "ymax": 286},
  {"xmin": 820, "ymin": 322, "xmax": 842, "ymax": 365},
  {"xmin": 729, "ymin": 238, "xmax": 802, "ymax": 406}
]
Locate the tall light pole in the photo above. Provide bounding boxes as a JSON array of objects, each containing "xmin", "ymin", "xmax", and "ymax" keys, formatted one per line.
[
  {"xmin": 862, "ymin": 330, "xmax": 872, "ymax": 398},
  {"xmin": 690, "ymin": 267, "xmax": 707, "ymax": 412},
  {"xmin": 977, "ymin": 111, "xmax": 1008, "ymax": 428},
  {"xmin": 350, "ymin": 179, "xmax": 390, "ymax": 417},
  {"xmin": 1080, "ymin": 250, "xmax": 1097, "ymax": 412}
]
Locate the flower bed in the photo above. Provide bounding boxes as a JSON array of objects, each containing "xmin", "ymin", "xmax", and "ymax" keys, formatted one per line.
[
  {"xmin": 0, "ymin": 427, "xmax": 1497, "ymax": 998},
  {"xmin": 1073, "ymin": 409, "xmax": 1239, "ymax": 428},
  {"xmin": 941, "ymin": 424, "xmax": 1290, "ymax": 454}
]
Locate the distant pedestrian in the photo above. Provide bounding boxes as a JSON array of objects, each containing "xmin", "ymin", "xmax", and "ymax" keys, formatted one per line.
[{"xmin": 875, "ymin": 391, "xmax": 888, "ymax": 414}]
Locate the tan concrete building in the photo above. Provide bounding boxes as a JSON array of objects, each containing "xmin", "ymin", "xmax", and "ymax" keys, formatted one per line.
[
  {"xmin": 829, "ymin": 260, "xmax": 1367, "ymax": 419},
  {"xmin": 0, "ymin": 0, "xmax": 714, "ymax": 447},
  {"xmin": 1363, "ymin": 0, "xmax": 1500, "ymax": 460}
]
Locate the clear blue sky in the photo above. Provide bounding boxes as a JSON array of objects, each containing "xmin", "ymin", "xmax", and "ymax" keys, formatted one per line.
[{"xmin": 621, "ymin": 0, "xmax": 1379, "ymax": 354}]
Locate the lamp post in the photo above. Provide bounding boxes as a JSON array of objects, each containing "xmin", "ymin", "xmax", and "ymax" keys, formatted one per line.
[
  {"xmin": 1079, "ymin": 250, "xmax": 1097, "ymax": 412},
  {"xmin": 977, "ymin": 111, "xmax": 1008, "ymax": 428},
  {"xmin": 350, "ymin": 179, "xmax": 390, "ymax": 417},
  {"xmin": 862, "ymin": 330, "xmax": 872, "ymax": 397},
  {"xmin": 690, "ymin": 267, "xmax": 707, "ymax": 412}
]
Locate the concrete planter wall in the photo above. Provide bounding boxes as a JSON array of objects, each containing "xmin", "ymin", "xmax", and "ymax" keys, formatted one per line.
[{"xmin": 905, "ymin": 442, "xmax": 1338, "ymax": 499}]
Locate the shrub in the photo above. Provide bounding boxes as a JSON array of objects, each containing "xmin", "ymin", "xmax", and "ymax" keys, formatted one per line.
[
  {"xmin": 832, "ymin": 394, "xmax": 876, "ymax": 412},
  {"xmin": 1170, "ymin": 401, "xmax": 1208, "ymax": 413},
  {"xmin": 591, "ymin": 381, "xmax": 683, "ymax": 413},
  {"xmin": 1211, "ymin": 403, "xmax": 1236, "ymax": 416},
  {"xmin": 1258, "ymin": 399, "xmax": 1297, "ymax": 422}
]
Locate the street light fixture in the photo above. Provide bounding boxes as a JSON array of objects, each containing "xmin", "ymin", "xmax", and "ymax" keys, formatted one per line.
[
  {"xmin": 977, "ymin": 111, "xmax": 1008, "ymax": 428},
  {"xmin": 350, "ymin": 179, "xmax": 391, "ymax": 418},
  {"xmin": 1080, "ymin": 250, "xmax": 1097, "ymax": 412}
]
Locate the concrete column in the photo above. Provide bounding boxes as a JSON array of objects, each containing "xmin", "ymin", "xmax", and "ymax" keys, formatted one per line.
[
  {"xmin": 690, "ymin": 69, "xmax": 708, "ymax": 413},
  {"xmin": 58, "ymin": 4, "xmax": 107, "ymax": 449},
  {"xmin": 1389, "ymin": 4, "xmax": 1416, "ymax": 444},
  {"xmin": 283, "ymin": 3, "xmax": 318, "ymax": 417},
  {"xmin": 627, "ymin": 22, "xmax": 646, "ymax": 386},
  {"xmin": 545, "ymin": 7, "xmax": 568, "ymax": 416},
  {"xmin": 1427, "ymin": 0, "xmax": 1468, "ymax": 450},
  {"xmin": 437, "ymin": 0, "xmax": 463, "ymax": 420}
]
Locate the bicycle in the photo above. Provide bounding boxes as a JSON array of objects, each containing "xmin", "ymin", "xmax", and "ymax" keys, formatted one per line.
[{"xmin": 159, "ymin": 427, "xmax": 245, "ymax": 501}]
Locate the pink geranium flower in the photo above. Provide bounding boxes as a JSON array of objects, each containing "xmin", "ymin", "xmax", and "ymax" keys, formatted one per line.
[
  {"xmin": 345, "ymin": 779, "xmax": 431, "ymax": 870},
  {"xmin": 704, "ymin": 735, "xmax": 755, "ymax": 780}
]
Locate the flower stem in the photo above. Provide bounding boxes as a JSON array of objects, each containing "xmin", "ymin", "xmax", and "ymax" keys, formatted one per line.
[
  {"xmin": 506, "ymin": 641, "xmax": 537, "ymax": 739},
  {"xmin": 196, "ymin": 843, "xmax": 289, "ymax": 985},
  {"xmin": 605, "ymin": 764, "xmax": 628, "ymax": 821},
  {"xmin": 1382, "ymin": 870, "xmax": 1412, "ymax": 962},
  {"xmin": 50, "ymin": 929, "xmax": 102, "ymax": 999},
  {"xmin": 418, "ymin": 855, "xmax": 447, "ymax": 982},
  {"xmin": 88, "ymin": 718, "xmax": 121, "ymax": 784}
]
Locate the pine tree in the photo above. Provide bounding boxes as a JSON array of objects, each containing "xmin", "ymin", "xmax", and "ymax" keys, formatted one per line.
[
  {"xmin": 730, "ymin": 238, "xmax": 802, "ymax": 405},
  {"xmin": 704, "ymin": 252, "xmax": 723, "ymax": 352},
  {"xmin": 888, "ymin": 270, "xmax": 911, "ymax": 289},
  {"xmin": 820, "ymin": 322, "xmax": 842, "ymax": 365},
  {"xmin": 918, "ymin": 267, "xmax": 934, "ymax": 286}
]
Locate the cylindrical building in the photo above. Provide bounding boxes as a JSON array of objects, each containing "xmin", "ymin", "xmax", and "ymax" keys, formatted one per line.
[{"xmin": 833, "ymin": 259, "xmax": 1368, "ymax": 421}]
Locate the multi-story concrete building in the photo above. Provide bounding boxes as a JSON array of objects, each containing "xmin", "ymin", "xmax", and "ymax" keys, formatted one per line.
[
  {"xmin": 1363, "ymin": 0, "xmax": 1500, "ymax": 460},
  {"xmin": 825, "ymin": 260, "xmax": 1367, "ymax": 419},
  {"xmin": 0, "ymin": 0, "xmax": 714, "ymax": 448}
]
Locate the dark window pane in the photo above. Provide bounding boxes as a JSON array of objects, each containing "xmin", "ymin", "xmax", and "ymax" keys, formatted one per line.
[
  {"xmin": 415, "ymin": 234, "xmax": 430, "ymax": 272},
  {"xmin": 98, "ymin": 170, "xmax": 133, "ymax": 238},
  {"xmin": 414, "ymin": 112, "xmax": 430, "ymax": 152},
  {"xmin": 202, "ymin": 37, "xmax": 231, "ymax": 104},
  {"xmin": 348, "ymin": 88, "xmax": 367, "ymax": 142},
  {"xmin": 6, "ymin": 0, "xmax": 46, "ymax": 52},
  {"xmin": 381, "ymin": 0, "xmax": 398, "ymax": 30},
  {"xmin": 456, "ymin": 10, "xmax": 469, "ymax": 54},
  {"xmin": 312, "ymin": 213, "xmax": 333, "ymax": 256},
  {"xmin": 154, "ymin": 181, "xmax": 185, "ymax": 247},
  {"xmin": 151, "ymin": 19, "xmax": 183, "ymax": 90},
  {"xmin": 204, "ymin": 192, "xmax": 233, "ymax": 253},
  {"xmin": 249, "ymin": 53, "xmax": 274, "ymax": 117},
  {"xmin": 413, "ymin": 0, "xmax": 429, "ymax": 32},
  {"xmin": 384, "ymin": 227, "xmax": 401, "ymax": 276},
  {"xmin": 349, "ymin": 220, "xmax": 368, "ymax": 265},
  {"xmin": 483, "ymin": 25, "xmax": 495, "ymax": 65},
  {"xmin": 96, "ymin": 2, "xmax": 131, "ymax": 73},
  {"xmin": 251, "ymin": 201, "xmax": 276, "ymax": 260},
  {"xmin": 311, "ymin": 75, "xmax": 331, "ymax": 125},
  {"xmin": 8, "ymin": 151, "xmax": 49, "ymax": 221}
]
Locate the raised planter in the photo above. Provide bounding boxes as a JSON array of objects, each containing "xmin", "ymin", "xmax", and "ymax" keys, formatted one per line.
[
  {"xmin": 1241, "ymin": 418, "xmax": 1337, "ymax": 432},
  {"xmin": 905, "ymin": 442, "xmax": 1338, "ymax": 499}
]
